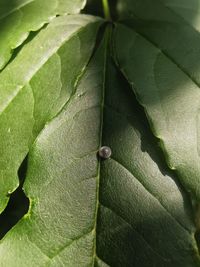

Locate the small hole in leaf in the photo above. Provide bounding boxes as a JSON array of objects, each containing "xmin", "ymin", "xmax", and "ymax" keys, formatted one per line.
[{"xmin": 0, "ymin": 157, "xmax": 29, "ymax": 239}]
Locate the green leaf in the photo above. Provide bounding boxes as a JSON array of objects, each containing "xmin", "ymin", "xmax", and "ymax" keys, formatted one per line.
[
  {"xmin": 116, "ymin": 0, "xmax": 200, "ymax": 88},
  {"xmin": 0, "ymin": 14, "xmax": 102, "ymax": 213},
  {"xmin": 159, "ymin": 0, "xmax": 200, "ymax": 30},
  {"xmin": 114, "ymin": 1, "xmax": 200, "ymax": 201},
  {"xmin": 0, "ymin": 28, "xmax": 199, "ymax": 267},
  {"xmin": 0, "ymin": 0, "xmax": 86, "ymax": 69}
]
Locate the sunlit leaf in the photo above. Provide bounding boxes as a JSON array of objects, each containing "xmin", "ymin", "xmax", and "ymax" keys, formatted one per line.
[
  {"xmin": 0, "ymin": 0, "xmax": 86, "ymax": 69},
  {"xmin": 0, "ymin": 14, "xmax": 102, "ymax": 213}
]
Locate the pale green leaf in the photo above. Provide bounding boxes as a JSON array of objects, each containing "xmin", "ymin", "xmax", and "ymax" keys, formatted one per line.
[
  {"xmin": 0, "ymin": 14, "xmax": 102, "ymax": 213},
  {"xmin": 0, "ymin": 0, "xmax": 86, "ymax": 69}
]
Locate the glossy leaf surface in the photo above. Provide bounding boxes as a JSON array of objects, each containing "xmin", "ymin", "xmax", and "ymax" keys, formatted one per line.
[
  {"xmin": 115, "ymin": 0, "xmax": 200, "ymax": 201},
  {"xmin": 0, "ymin": 28, "xmax": 199, "ymax": 267},
  {"xmin": 0, "ymin": 0, "xmax": 86, "ymax": 69},
  {"xmin": 0, "ymin": 1, "xmax": 200, "ymax": 266},
  {"xmin": 0, "ymin": 14, "xmax": 102, "ymax": 213}
]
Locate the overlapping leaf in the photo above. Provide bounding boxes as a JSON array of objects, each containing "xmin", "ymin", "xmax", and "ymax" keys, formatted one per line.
[
  {"xmin": 114, "ymin": 0, "xmax": 200, "ymax": 201},
  {"xmin": 0, "ymin": 14, "xmax": 102, "ymax": 213},
  {"xmin": 0, "ymin": 26, "xmax": 199, "ymax": 267},
  {"xmin": 0, "ymin": 0, "xmax": 86, "ymax": 69}
]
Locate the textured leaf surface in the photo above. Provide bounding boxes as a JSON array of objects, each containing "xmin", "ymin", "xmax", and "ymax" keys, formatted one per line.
[
  {"xmin": 0, "ymin": 14, "xmax": 102, "ymax": 213},
  {"xmin": 0, "ymin": 0, "xmax": 86, "ymax": 69},
  {"xmin": 114, "ymin": 1, "xmax": 200, "ymax": 201},
  {"xmin": 116, "ymin": 0, "xmax": 200, "ymax": 88},
  {"xmin": 159, "ymin": 0, "xmax": 200, "ymax": 30},
  {"xmin": 0, "ymin": 28, "xmax": 199, "ymax": 267}
]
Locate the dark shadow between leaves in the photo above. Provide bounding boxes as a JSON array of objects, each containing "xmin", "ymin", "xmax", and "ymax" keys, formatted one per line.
[
  {"xmin": 0, "ymin": 157, "xmax": 29, "ymax": 240},
  {"xmin": 83, "ymin": 0, "xmax": 118, "ymax": 20},
  {"xmin": 0, "ymin": 25, "xmax": 48, "ymax": 73}
]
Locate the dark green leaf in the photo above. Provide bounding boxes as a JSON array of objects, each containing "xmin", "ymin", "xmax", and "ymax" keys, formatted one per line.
[
  {"xmin": 159, "ymin": 0, "xmax": 200, "ymax": 29},
  {"xmin": 114, "ymin": 0, "xmax": 200, "ymax": 201}
]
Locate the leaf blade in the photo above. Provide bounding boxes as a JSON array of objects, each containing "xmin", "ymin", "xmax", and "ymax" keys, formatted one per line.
[
  {"xmin": 114, "ymin": 2, "xmax": 200, "ymax": 200},
  {"xmin": 0, "ymin": 0, "xmax": 86, "ymax": 69},
  {"xmin": 0, "ymin": 27, "xmax": 199, "ymax": 266},
  {"xmin": 0, "ymin": 14, "xmax": 102, "ymax": 213}
]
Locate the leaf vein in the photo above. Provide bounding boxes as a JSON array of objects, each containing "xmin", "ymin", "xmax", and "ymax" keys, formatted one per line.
[
  {"xmin": 0, "ymin": 0, "xmax": 34, "ymax": 20},
  {"xmin": 99, "ymin": 203, "xmax": 169, "ymax": 262},
  {"xmin": 122, "ymin": 23, "xmax": 200, "ymax": 93},
  {"xmin": 110, "ymin": 157, "xmax": 191, "ymax": 234}
]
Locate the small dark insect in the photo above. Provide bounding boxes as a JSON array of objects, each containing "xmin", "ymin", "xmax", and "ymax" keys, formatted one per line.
[{"xmin": 98, "ymin": 146, "xmax": 112, "ymax": 159}]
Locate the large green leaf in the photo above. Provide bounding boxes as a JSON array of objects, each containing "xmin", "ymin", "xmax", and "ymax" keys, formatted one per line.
[
  {"xmin": 114, "ymin": 1, "xmax": 200, "ymax": 201},
  {"xmin": 0, "ymin": 0, "xmax": 86, "ymax": 69},
  {"xmin": 0, "ymin": 14, "xmax": 102, "ymax": 213},
  {"xmin": 0, "ymin": 27, "xmax": 199, "ymax": 267}
]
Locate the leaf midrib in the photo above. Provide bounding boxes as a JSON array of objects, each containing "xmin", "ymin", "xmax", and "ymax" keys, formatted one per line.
[{"xmin": 92, "ymin": 33, "xmax": 109, "ymax": 266}]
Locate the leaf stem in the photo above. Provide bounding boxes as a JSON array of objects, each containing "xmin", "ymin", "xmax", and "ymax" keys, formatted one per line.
[{"xmin": 102, "ymin": 0, "xmax": 111, "ymax": 20}]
